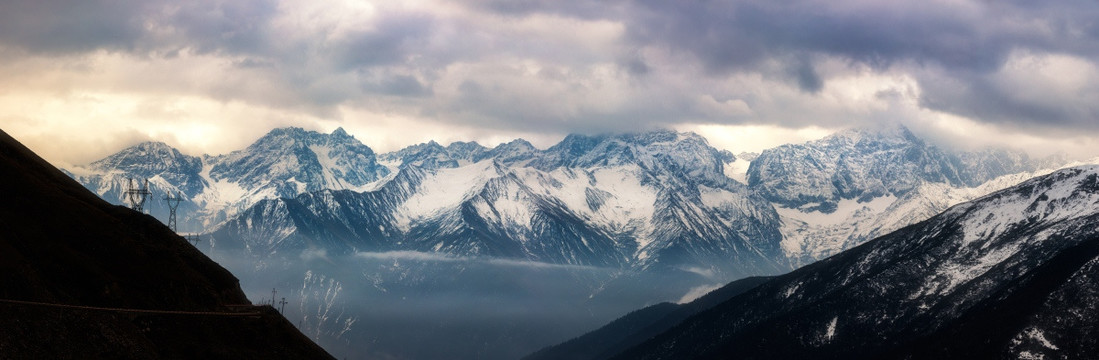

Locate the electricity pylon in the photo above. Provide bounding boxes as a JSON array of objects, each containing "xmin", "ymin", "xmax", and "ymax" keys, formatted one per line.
[
  {"xmin": 164, "ymin": 192, "xmax": 182, "ymax": 232},
  {"xmin": 124, "ymin": 178, "xmax": 151, "ymax": 212}
]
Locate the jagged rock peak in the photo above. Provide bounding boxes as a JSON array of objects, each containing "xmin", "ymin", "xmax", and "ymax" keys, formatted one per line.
[
  {"xmin": 208, "ymin": 127, "xmax": 388, "ymax": 192},
  {"xmin": 813, "ymin": 123, "xmax": 920, "ymax": 147},
  {"xmin": 252, "ymin": 127, "xmax": 367, "ymax": 148},
  {"xmin": 747, "ymin": 123, "xmax": 1044, "ymax": 210},
  {"xmin": 87, "ymin": 140, "xmax": 201, "ymax": 175},
  {"xmin": 497, "ymin": 138, "xmax": 536, "ymax": 148},
  {"xmin": 736, "ymin": 152, "xmax": 759, "ymax": 162}
]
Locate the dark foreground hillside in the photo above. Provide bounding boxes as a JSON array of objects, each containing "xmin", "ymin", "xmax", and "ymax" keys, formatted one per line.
[
  {"xmin": 0, "ymin": 128, "xmax": 332, "ymax": 359},
  {"xmin": 525, "ymin": 276, "xmax": 772, "ymax": 360}
]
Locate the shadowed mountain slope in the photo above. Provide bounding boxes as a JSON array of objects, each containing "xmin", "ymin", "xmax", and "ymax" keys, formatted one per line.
[
  {"xmin": 524, "ymin": 276, "xmax": 772, "ymax": 360},
  {"xmin": 0, "ymin": 128, "xmax": 333, "ymax": 359},
  {"xmin": 613, "ymin": 165, "xmax": 1099, "ymax": 359}
]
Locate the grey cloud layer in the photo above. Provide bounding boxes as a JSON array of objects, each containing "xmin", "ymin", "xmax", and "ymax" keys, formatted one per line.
[{"xmin": 2, "ymin": 0, "xmax": 1096, "ymax": 135}]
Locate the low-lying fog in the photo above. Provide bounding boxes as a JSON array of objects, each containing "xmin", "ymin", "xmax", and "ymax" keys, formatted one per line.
[{"xmin": 205, "ymin": 249, "xmax": 721, "ymax": 360}]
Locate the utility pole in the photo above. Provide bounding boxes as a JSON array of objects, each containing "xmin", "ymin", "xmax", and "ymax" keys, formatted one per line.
[
  {"xmin": 124, "ymin": 178, "xmax": 151, "ymax": 212},
  {"xmin": 279, "ymin": 297, "xmax": 287, "ymax": 314},
  {"xmin": 164, "ymin": 191, "xmax": 182, "ymax": 233}
]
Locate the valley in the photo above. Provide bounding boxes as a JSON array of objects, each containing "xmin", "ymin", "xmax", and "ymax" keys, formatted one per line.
[{"xmin": 63, "ymin": 125, "xmax": 1090, "ymax": 359}]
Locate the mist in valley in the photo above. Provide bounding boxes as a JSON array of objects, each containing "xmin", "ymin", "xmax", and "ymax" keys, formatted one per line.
[{"xmin": 205, "ymin": 249, "xmax": 717, "ymax": 360}]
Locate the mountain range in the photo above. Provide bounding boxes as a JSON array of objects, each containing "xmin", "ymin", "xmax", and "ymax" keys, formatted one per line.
[
  {"xmin": 64, "ymin": 127, "xmax": 390, "ymax": 232},
  {"xmin": 64, "ymin": 125, "xmax": 1071, "ymax": 276},
  {"xmin": 56, "ymin": 124, "xmax": 1099, "ymax": 359},
  {"xmin": 550, "ymin": 164, "xmax": 1099, "ymax": 359}
]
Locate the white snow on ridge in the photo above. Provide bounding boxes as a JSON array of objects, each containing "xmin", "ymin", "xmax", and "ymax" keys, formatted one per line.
[
  {"xmin": 309, "ymin": 145, "xmax": 345, "ymax": 189},
  {"xmin": 514, "ymin": 164, "xmax": 659, "ymax": 249},
  {"xmin": 777, "ymin": 195, "xmax": 896, "ymax": 228},
  {"xmin": 395, "ymin": 160, "xmax": 498, "ymax": 231},
  {"xmin": 699, "ymin": 185, "xmax": 740, "ymax": 209},
  {"xmin": 961, "ymin": 165, "xmax": 1099, "ymax": 245},
  {"xmin": 777, "ymin": 195, "xmax": 896, "ymax": 259},
  {"xmin": 590, "ymin": 166, "xmax": 658, "ymax": 227},
  {"xmin": 779, "ymin": 159, "xmax": 1099, "ymax": 263},
  {"xmin": 915, "ymin": 165, "xmax": 1099, "ymax": 299},
  {"xmin": 473, "ymin": 179, "xmax": 535, "ymax": 230},
  {"xmin": 195, "ymin": 162, "xmax": 247, "ymax": 208}
]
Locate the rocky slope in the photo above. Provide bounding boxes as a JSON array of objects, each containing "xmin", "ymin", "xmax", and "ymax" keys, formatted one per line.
[
  {"xmin": 754, "ymin": 125, "xmax": 1062, "ymax": 263},
  {"xmin": 611, "ymin": 165, "xmax": 1099, "ymax": 359},
  {"xmin": 69, "ymin": 125, "xmax": 1078, "ymax": 280},
  {"xmin": 64, "ymin": 127, "xmax": 390, "ymax": 232},
  {"xmin": 209, "ymin": 130, "xmax": 786, "ymax": 282}
]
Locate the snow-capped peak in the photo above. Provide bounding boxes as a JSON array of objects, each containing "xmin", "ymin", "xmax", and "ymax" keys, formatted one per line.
[{"xmin": 88, "ymin": 141, "xmax": 201, "ymax": 176}]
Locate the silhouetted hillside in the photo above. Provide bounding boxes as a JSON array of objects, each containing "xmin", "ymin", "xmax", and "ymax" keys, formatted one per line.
[
  {"xmin": 526, "ymin": 276, "xmax": 772, "ymax": 360},
  {"xmin": 0, "ymin": 129, "xmax": 332, "ymax": 359}
]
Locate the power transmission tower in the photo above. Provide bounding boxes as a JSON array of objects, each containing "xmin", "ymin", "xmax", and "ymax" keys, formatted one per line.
[
  {"xmin": 124, "ymin": 178, "xmax": 151, "ymax": 212},
  {"xmin": 164, "ymin": 191, "xmax": 182, "ymax": 233},
  {"xmin": 278, "ymin": 297, "xmax": 287, "ymax": 314},
  {"xmin": 271, "ymin": 288, "xmax": 278, "ymax": 306}
]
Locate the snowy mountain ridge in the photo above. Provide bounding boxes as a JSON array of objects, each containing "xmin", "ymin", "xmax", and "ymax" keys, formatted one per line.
[
  {"xmin": 65, "ymin": 127, "xmax": 391, "ymax": 231},
  {"xmin": 66, "ymin": 125, "xmax": 1086, "ymax": 280},
  {"xmin": 777, "ymin": 160, "xmax": 1099, "ymax": 264},
  {"xmin": 207, "ymin": 132, "xmax": 786, "ymax": 283},
  {"xmin": 568, "ymin": 164, "xmax": 1099, "ymax": 360}
]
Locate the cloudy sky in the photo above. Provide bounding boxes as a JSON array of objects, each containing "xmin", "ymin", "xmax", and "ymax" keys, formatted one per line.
[{"xmin": 1, "ymin": 0, "xmax": 1097, "ymax": 165}]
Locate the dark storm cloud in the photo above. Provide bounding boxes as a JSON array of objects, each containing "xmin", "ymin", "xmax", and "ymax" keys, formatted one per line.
[
  {"xmin": 919, "ymin": 70, "xmax": 1099, "ymax": 132},
  {"xmin": 164, "ymin": 0, "xmax": 279, "ymax": 56},
  {"xmin": 620, "ymin": 0, "xmax": 1099, "ymax": 128},
  {"xmin": 792, "ymin": 58, "xmax": 822, "ymax": 93},
  {"xmin": 0, "ymin": 0, "xmax": 280, "ymax": 56},
  {"xmin": 0, "ymin": 0, "xmax": 149, "ymax": 54},
  {"xmin": 3, "ymin": 0, "xmax": 1097, "ymax": 138},
  {"xmin": 637, "ymin": 0, "xmax": 1099, "ymax": 71},
  {"xmin": 336, "ymin": 12, "xmax": 437, "ymax": 69},
  {"xmin": 360, "ymin": 73, "xmax": 433, "ymax": 97}
]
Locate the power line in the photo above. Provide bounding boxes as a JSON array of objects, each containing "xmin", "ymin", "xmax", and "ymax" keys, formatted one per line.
[{"xmin": 0, "ymin": 298, "xmax": 261, "ymax": 317}]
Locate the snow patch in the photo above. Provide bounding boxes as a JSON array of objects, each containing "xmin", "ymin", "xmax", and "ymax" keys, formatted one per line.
[
  {"xmin": 777, "ymin": 195, "xmax": 896, "ymax": 227},
  {"xmin": 778, "ymin": 195, "xmax": 897, "ymax": 259},
  {"xmin": 515, "ymin": 164, "xmax": 658, "ymax": 252},
  {"xmin": 824, "ymin": 316, "xmax": 838, "ymax": 342},
  {"xmin": 309, "ymin": 145, "xmax": 344, "ymax": 189},
  {"xmin": 395, "ymin": 160, "xmax": 497, "ymax": 231},
  {"xmin": 783, "ymin": 282, "xmax": 801, "ymax": 298},
  {"xmin": 698, "ymin": 185, "xmax": 736, "ymax": 209},
  {"xmin": 1024, "ymin": 328, "xmax": 1060, "ymax": 350}
]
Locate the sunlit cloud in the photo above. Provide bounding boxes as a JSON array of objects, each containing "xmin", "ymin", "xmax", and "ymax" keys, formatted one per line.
[{"xmin": 1, "ymin": 0, "xmax": 1097, "ymax": 163}]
